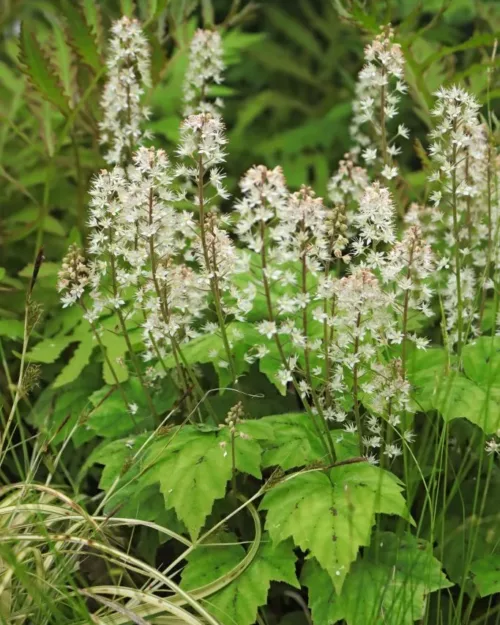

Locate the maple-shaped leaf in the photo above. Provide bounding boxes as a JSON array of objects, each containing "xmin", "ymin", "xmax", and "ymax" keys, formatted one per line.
[
  {"xmin": 260, "ymin": 412, "xmax": 326, "ymax": 470},
  {"xmin": 303, "ymin": 532, "xmax": 452, "ymax": 625},
  {"xmin": 431, "ymin": 372, "xmax": 500, "ymax": 434},
  {"xmin": 470, "ymin": 555, "xmax": 500, "ymax": 597},
  {"xmin": 181, "ymin": 533, "xmax": 299, "ymax": 625},
  {"xmin": 260, "ymin": 413, "xmax": 359, "ymax": 470},
  {"xmin": 142, "ymin": 423, "xmax": 267, "ymax": 539},
  {"xmin": 163, "ymin": 322, "xmax": 259, "ymax": 388},
  {"xmin": 260, "ymin": 462, "xmax": 410, "ymax": 592},
  {"xmin": 87, "ymin": 422, "xmax": 269, "ymax": 538}
]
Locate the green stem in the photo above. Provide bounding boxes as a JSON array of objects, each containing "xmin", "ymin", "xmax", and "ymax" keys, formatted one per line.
[
  {"xmin": 197, "ymin": 153, "xmax": 237, "ymax": 384},
  {"xmin": 450, "ymin": 133, "xmax": 464, "ymax": 356},
  {"xmin": 300, "ymin": 231, "xmax": 336, "ymax": 461},
  {"xmin": 259, "ymin": 220, "xmax": 335, "ymax": 462},
  {"xmin": 108, "ymin": 250, "xmax": 158, "ymax": 422},
  {"xmin": 380, "ymin": 67, "xmax": 388, "ymax": 167},
  {"xmin": 352, "ymin": 311, "xmax": 363, "ymax": 456}
]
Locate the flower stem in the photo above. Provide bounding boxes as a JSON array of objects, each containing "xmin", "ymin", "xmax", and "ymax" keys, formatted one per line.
[
  {"xmin": 197, "ymin": 154, "xmax": 237, "ymax": 384},
  {"xmin": 450, "ymin": 132, "xmax": 464, "ymax": 355}
]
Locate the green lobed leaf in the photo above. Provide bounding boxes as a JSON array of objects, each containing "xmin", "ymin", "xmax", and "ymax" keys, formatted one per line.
[
  {"xmin": 0, "ymin": 319, "xmax": 25, "ymax": 340},
  {"xmin": 260, "ymin": 463, "xmax": 410, "ymax": 592},
  {"xmin": 121, "ymin": 423, "xmax": 267, "ymax": 539},
  {"xmin": 166, "ymin": 322, "xmax": 259, "ymax": 388},
  {"xmin": 463, "ymin": 337, "xmax": 500, "ymax": 388},
  {"xmin": 182, "ymin": 532, "xmax": 245, "ymax": 589},
  {"xmin": 260, "ymin": 412, "xmax": 326, "ymax": 470},
  {"xmin": 431, "ymin": 372, "xmax": 500, "ymax": 434},
  {"xmin": 100, "ymin": 330, "xmax": 129, "ymax": 384},
  {"xmin": 181, "ymin": 533, "xmax": 299, "ymax": 625},
  {"xmin": 406, "ymin": 347, "xmax": 449, "ymax": 411},
  {"xmin": 84, "ymin": 432, "xmax": 151, "ymax": 507},
  {"xmin": 470, "ymin": 555, "xmax": 500, "ymax": 597},
  {"xmin": 303, "ymin": 532, "xmax": 452, "ymax": 625},
  {"xmin": 86, "ymin": 377, "xmax": 176, "ymax": 438},
  {"xmin": 24, "ymin": 335, "xmax": 76, "ymax": 364}
]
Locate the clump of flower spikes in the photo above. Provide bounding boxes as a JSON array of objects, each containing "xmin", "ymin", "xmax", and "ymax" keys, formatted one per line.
[
  {"xmin": 62, "ymin": 19, "xmax": 437, "ymax": 465},
  {"xmin": 183, "ymin": 29, "xmax": 225, "ymax": 117},
  {"xmin": 99, "ymin": 16, "xmax": 152, "ymax": 165},
  {"xmin": 75, "ymin": 101, "xmax": 248, "ymax": 379},
  {"xmin": 83, "ymin": 147, "xmax": 208, "ymax": 358},
  {"xmin": 350, "ymin": 25, "xmax": 409, "ymax": 180},
  {"xmin": 325, "ymin": 269, "xmax": 414, "ymax": 460},
  {"xmin": 176, "ymin": 111, "xmax": 252, "ymax": 326},
  {"xmin": 234, "ymin": 160, "xmax": 427, "ymax": 461},
  {"xmin": 426, "ymin": 85, "xmax": 494, "ymax": 341},
  {"xmin": 57, "ymin": 244, "xmax": 90, "ymax": 308}
]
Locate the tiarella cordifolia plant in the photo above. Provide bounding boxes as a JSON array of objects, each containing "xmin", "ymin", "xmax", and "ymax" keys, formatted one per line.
[
  {"xmin": 61, "ymin": 20, "xmax": 442, "ymax": 466},
  {"xmin": 44, "ymin": 16, "xmax": 500, "ymax": 625}
]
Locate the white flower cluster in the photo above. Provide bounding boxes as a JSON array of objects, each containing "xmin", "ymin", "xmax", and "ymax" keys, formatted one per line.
[
  {"xmin": 235, "ymin": 165, "xmax": 289, "ymax": 252},
  {"xmin": 486, "ymin": 437, "xmax": 500, "ymax": 457},
  {"xmin": 99, "ymin": 16, "xmax": 152, "ymax": 165},
  {"xmin": 328, "ymin": 153, "xmax": 369, "ymax": 234},
  {"xmin": 429, "ymin": 86, "xmax": 483, "ymax": 201},
  {"xmin": 84, "ymin": 147, "xmax": 207, "ymax": 363},
  {"xmin": 383, "ymin": 225, "xmax": 435, "ymax": 323},
  {"xmin": 177, "ymin": 113, "xmax": 227, "ymax": 171},
  {"xmin": 354, "ymin": 181, "xmax": 396, "ymax": 246},
  {"xmin": 350, "ymin": 26, "xmax": 408, "ymax": 179},
  {"xmin": 57, "ymin": 244, "xmax": 90, "ymax": 308},
  {"xmin": 426, "ymin": 86, "xmax": 496, "ymax": 342},
  {"xmin": 325, "ymin": 269, "xmax": 414, "ymax": 459},
  {"xmin": 183, "ymin": 29, "xmax": 224, "ymax": 117},
  {"xmin": 64, "ymin": 21, "xmax": 500, "ymax": 466}
]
